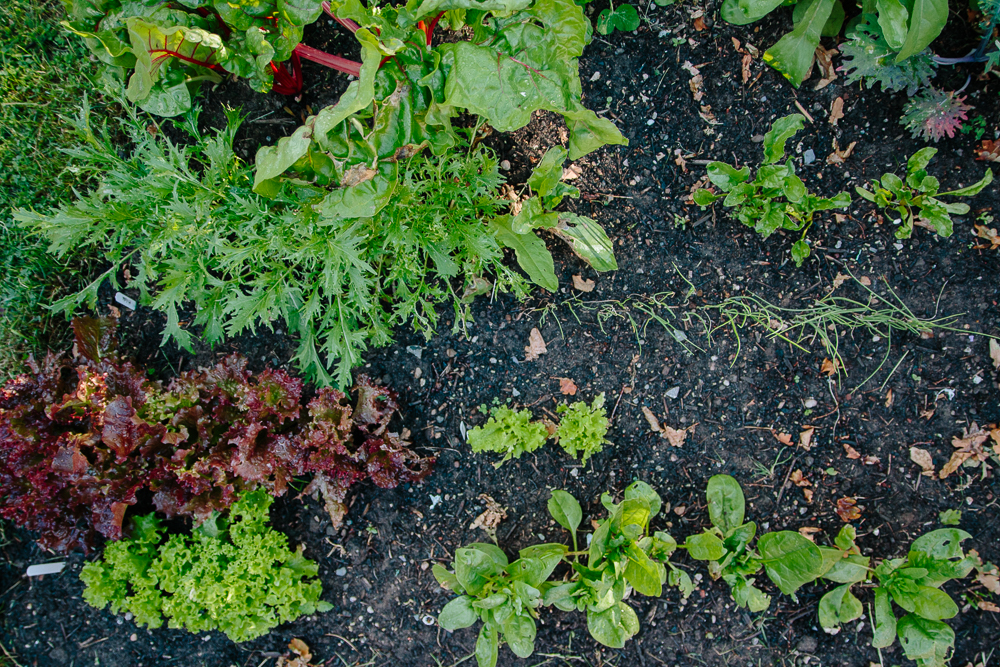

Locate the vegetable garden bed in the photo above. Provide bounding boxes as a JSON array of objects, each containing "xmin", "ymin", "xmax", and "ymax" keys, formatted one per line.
[{"xmin": 1, "ymin": 0, "xmax": 999, "ymax": 666}]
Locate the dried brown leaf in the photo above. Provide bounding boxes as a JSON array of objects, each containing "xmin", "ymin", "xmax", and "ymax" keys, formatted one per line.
[
  {"xmin": 844, "ymin": 443, "xmax": 861, "ymax": 459},
  {"xmin": 773, "ymin": 430, "xmax": 794, "ymax": 446},
  {"xmin": 470, "ymin": 494, "xmax": 507, "ymax": 539},
  {"xmin": 862, "ymin": 455, "xmax": 881, "ymax": 465},
  {"xmin": 524, "ymin": 328, "xmax": 547, "ymax": 361},
  {"xmin": 832, "ymin": 272, "xmax": 849, "ymax": 289},
  {"xmin": 940, "ymin": 423, "xmax": 991, "ymax": 479},
  {"xmin": 741, "ymin": 54, "xmax": 752, "ymax": 84},
  {"xmin": 978, "ymin": 600, "xmax": 1000, "ymax": 612},
  {"xmin": 662, "ymin": 425, "xmax": 689, "ymax": 448},
  {"xmin": 990, "ymin": 339, "xmax": 1000, "ymax": 369},
  {"xmin": 799, "ymin": 426, "xmax": 816, "ymax": 451},
  {"xmin": 558, "ymin": 377, "xmax": 578, "ymax": 395},
  {"xmin": 826, "ymin": 139, "xmax": 857, "ymax": 165},
  {"xmin": 835, "ymin": 497, "xmax": 862, "ymax": 522},
  {"xmin": 642, "ymin": 406, "xmax": 662, "ymax": 434},
  {"xmin": 909, "ymin": 446, "xmax": 936, "ymax": 476},
  {"xmin": 859, "ymin": 276, "xmax": 872, "ymax": 286},
  {"xmin": 798, "ymin": 526, "xmax": 822, "ymax": 541},
  {"xmin": 978, "ymin": 572, "xmax": 1000, "ymax": 594},
  {"xmin": 572, "ymin": 274, "xmax": 595, "ymax": 292},
  {"xmin": 803, "ymin": 487, "xmax": 814, "ymax": 503},
  {"xmin": 829, "ymin": 97, "xmax": 845, "ymax": 125},
  {"xmin": 884, "ymin": 389, "xmax": 893, "ymax": 408},
  {"xmin": 693, "ymin": 16, "xmax": 706, "ymax": 30},
  {"xmin": 974, "ymin": 225, "xmax": 1000, "ymax": 250},
  {"xmin": 821, "ymin": 358, "xmax": 839, "ymax": 376},
  {"xmin": 976, "ymin": 139, "xmax": 1000, "ymax": 162},
  {"xmin": 790, "ymin": 469, "xmax": 811, "ymax": 487}
]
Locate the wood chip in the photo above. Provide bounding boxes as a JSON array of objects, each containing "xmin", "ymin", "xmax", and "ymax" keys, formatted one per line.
[
  {"xmin": 793, "ymin": 100, "xmax": 815, "ymax": 124},
  {"xmin": 524, "ymin": 328, "xmax": 546, "ymax": 361}
]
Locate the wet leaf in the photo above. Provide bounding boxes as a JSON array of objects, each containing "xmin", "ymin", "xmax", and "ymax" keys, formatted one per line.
[{"xmin": 835, "ymin": 497, "xmax": 862, "ymax": 522}]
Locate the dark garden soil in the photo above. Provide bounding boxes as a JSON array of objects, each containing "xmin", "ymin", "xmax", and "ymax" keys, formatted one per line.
[{"xmin": 3, "ymin": 2, "xmax": 1000, "ymax": 666}]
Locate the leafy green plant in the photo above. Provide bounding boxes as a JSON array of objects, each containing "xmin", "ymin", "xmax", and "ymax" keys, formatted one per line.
[
  {"xmin": 467, "ymin": 406, "xmax": 549, "ymax": 466},
  {"xmin": 595, "ymin": 1, "xmax": 640, "ymax": 35},
  {"xmin": 900, "ymin": 88, "xmax": 972, "ymax": 142},
  {"xmin": 435, "ymin": 483, "xmax": 683, "ymax": 667},
  {"xmin": 856, "ymin": 148, "xmax": 994, "ymax": 239},
  {"xmin": 724, "ymin": 0, "xmax": 947, "ymax": 87},
  {"xmin": 80, "ymin": 488, "xmax": 332, "ymax": 642},
  {"xmin": 555, "ymin": 393, "xmax": 609, "ymax": 463},
  {"xmin": 16, "ymin": 100, "xmax": 527, "ymax": 386},
  {"xmin": 839, "ymin": 17, "xmax": 936, "ymax": 95},
  {"xmin": 817, "ymin": 528, "xmax": 979, "ymax": 667},
  {"xmin": 692, "ymin": 114, "xmax": 851, "ymax": 266},
  {"xmin": 682, "ymin": 474, "xmax": 827, "ymax": 611},
  {"xmin": 466, "ymin": 395, "xmax": 610, "ymax": 467},
  {"xmin": 61, "ymin": 0, "xmax": 329, "ymax": 114}
]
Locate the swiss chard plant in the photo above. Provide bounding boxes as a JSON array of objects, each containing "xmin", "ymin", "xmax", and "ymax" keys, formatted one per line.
[
  {"xmin": 80, "ymin": 488, "xmax": 333, "ymax": 642},
  {"xmin": 692, "ymin": 114, "xmax": 851, "ymax": 266},
  {"xmin": 435, "ymin": 483, "xmax": 684, "ymax": 667},
  {"xmin": 466, "ymin": 394, "xmax": 610, "ymax": 467},
  {"xmin": 61, "ymin": 0, "xmax": 328, "ymax": 115},
  {"xmin": 856, "ymin": 147, "xmax": 994, "ymax": 239},
  {"xmin": 0, "ymin": 316, "xmax": 431, "ymax": 552},
  {"xmin": 724, "ymin": 0, "xmax": 949, "ymax": 87}
]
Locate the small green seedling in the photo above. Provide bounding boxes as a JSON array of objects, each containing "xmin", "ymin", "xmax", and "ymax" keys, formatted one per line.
[
  {"xmin": 596, "ymin": 1, "xmax": 640, "ymax": 35},
  {"xmin": 856, "ymin": 147, "xmax": 994, "ymax": 239},
  {"xmin": 683, "ymin": 474, "xmax": 827, "ymax": 611},
  {"xmin": 693, "ymin": 114, "xmax": 851, "ymax": 266},
  {"xmin": 555, "ymin": 393, "xmax": 610, "ymax": 463},
  {"xmin": 436, "ymin": 483, "xmax": 684, "ymax": 666}
]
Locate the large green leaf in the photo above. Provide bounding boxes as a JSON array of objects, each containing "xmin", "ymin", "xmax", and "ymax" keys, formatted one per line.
[
  {"xmin": 720, "ymin": 0, "xmax": 784, "ymax": 25},
  {"xmin": 685, "ymin": 531, "xmax": 725, "ymax": 561},
  {"xmin": 818, "ymin": 584, "xmax": 863, "ymax": 629},
  {"xmin": 502, "ymin": 613, "xmax": 536, "ymax": 658},
  {"xmin": 762, "ymin": 0, "xmax": 836, "ymax": 87},
  {"xmin": 757, "ymin": 531, "xmax": 824, "ymax": 595},
  {"xmin": 439, "ymin": 595, "xmax": 479, "ymax": 630},
  {"xmin": 547, "ymin": 490, "xmax": 582, "ymax": 542},
  {"xmin": 624, "ymin": 545, "xmax": 664, "ymax": 597},
  {"xmin": 872, "ymin": 587, "xmax": 897, "ymax": 648},
  {"xmin": 475, "ymin": 622, "xmax": 499, "ymax": 667},
  {"xmin": 587, "ymin": 601, "xmax": 639, "ymax": 648},
  {"xmin": 551, "ymin": 213, "xmax": 618, "ymax": 272},
  {"xmin": 489, "ymin": 216, "xmax": 557, "ymax": 291},
  {"xmin": 895, "ymin": 0, "xmax": 948, "ymax": 62},
  {"xmin": 941, "ymin": 169, "xmax": 993, "ymax": 197},
  {"xmin": 896, "ymin": 614, "xmax": 954, "ymax": 666},
  {"xmin": 705, "ymin": 474, "xmax": 745, "ymax": 534},
  {"xmin": 876, "ymin": 0, "xmax": 910, "ymax": 49},
  {"xmin": 761, "ymin": 115, "xmax": 804, "ymax": 165},
  {"xmin": 125, "ymin": 19, "xmax": 225, "ymax": 111},
  {"xmin": 527, "ymin": 147, "xmax": 568, "ymax": 199},
  {"xmin": 624, "ymin": 481, "xmax": 662, "ymax": 519}
]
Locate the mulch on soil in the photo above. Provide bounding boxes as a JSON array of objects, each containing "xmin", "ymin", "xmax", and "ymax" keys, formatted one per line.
[{"xmin": 3, "ymin": 2, "xmax": 999, "ymax": 666}]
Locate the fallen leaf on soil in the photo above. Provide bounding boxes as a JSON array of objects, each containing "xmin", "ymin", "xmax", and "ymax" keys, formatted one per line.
[
  {"xmin": 732, "ymin": 37, "xmax": 743, "ymax": 51},
  {"xmin": 557, "ymin": 377, "xmax": 578, "ymax": 395},
  {"xmin": 799, "ymin": 426, "xmax": 816, "ymax": 451},
  {"xmin": 975, "ymin": 224, "xmax": 1000, "ymax": 250},
  {"xmin": 863, "ymin": 455, "xmax": 880, "ymax": 465},
  {"xmin": 470, "ymin": 494, "xmax": 507, "ymax": 540},
  {"xmin": 990, "ymin": 340, "xmax": 1000, "ymax": 369},
  {"xmin": 773, "ymin": 430, "xmax": 794, "ymax": 446},
  {"xmin": 642, "ymin": 406, "xmax": 662, "ymax": 434},
  {"xmin": 910, "ymin": 447, "xmax": 936, "ymax": 476},
  {"xmin": 741, "ymin": 54, "xmax": 752, "ymax": 84},
  {"xmin": 940, "ymin": 423, "xmax": 992, "ymax": 479},
  {"xmin": 832, "ymin": 272, "xmax": 849, "ymax": 289},
  {"xmin": 884, "ymin": 389, "xmax": 893, "ymax": 408},
  {"xmin": 798, "ymin": 526, "xmax": 822, "ymax": 541},
  {"xmin": 978, "ymin": 572, "xmax": 1000, "ymax": 594},
  {"xmin": 826, "ymin": 139, "xmax": 857, "ymax": 165},
  {"xmin": 692, "ymin": 16, "xmax": 706, "ymax": 30},
  {"xmin": 790, "ymin": 469, "xmax": 813, "ymax": 501},
  {"xmin": 662, "ymin": 425, "xmax": 690, "ymax": 448},
  {"xmin": 682, "ymin": 61, "xmax": 704, "ymax": 102},
  {"xmin": 572, "ymin": 274, "xmax": 595, "ymax": 292},
  {"xmin": 976, "ymin": 139, "xmax": 1000, "ymax": 162},
  {"xmin": 699, "ymin": 105, "xmax": 721, "ymax": 125},
  {"xmin": 276, "ymin": 639, "xmax": 315, "ymax": 667},
  {"xmin": 844, "ymin": 443, "xmax": 861, "ymax": 459},
  {"xmin": 562, "ymin": 163, "xmax": 582, "ymax": 181},
  {"xmin": 859, "ymin": 276, "xmax": 872, "ymax": 286},
  {"xmin": 813, "ymin": 44, "xmax": 838, "ymax": 89},
  {"xmin": 979, "ymin": 601, "xmax": 1000, "ymax": 612},
  {"xmin": 821, "ymin": 358, "xmax": 839, "ymax": 376},
  {"xmin": 835, "ymin": 497, "xmax": 862, "ymax": 522},
  {"xmin": 828, "ymin": 97, "xmax": 844, "ymax": 125},
  {"xmin": 524, "ymin": 328, "xmax": 546, "ymax": 361}
]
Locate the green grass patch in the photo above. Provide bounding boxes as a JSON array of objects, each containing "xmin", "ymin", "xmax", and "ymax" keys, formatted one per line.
[{"xmin": 0, "ymin": 0, "xmax": 101, "ymax": 378}]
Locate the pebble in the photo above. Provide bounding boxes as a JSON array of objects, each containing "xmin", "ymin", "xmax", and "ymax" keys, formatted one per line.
[
  {"xmin": 129, "ymin": 634, "xmax": 137, "ymax": 642},
  {"xmin": 803, "ymin": 149, "xmax": 816, "ymax": 164},
  {"xmin": 804, "ymin": 398, "xmax": 818, "ymax": 408},
  {"xmin": 406, "ymin": 345, "xmax": 423, "ymax": 360},
  {"xmin": 500, "ymin": 160, "xmax": 510, "ymax": 171},
  {"xmin": 335, "ymin": 567, "xmax": 348, "ymax": 577},
  {"xmin": 666, "ymin": 387, "xmax": 680, "ymax": 399}
]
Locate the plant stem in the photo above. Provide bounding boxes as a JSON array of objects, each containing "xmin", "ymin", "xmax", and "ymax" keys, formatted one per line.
[
  {"xmin": 322, "ymin": 1, "xmax": 361, "ymax": 32},
  {"xmin": 293, "ymin": 44, "xmax": 362, "ymax": 77}
]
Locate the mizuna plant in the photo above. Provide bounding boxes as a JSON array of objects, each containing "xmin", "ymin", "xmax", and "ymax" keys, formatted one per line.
[
  {"xmin": 80, "ymin": 488, "xmax": 332, "ymax": 642},
  {"xmin": 856, "ymin": 148, "xmax": 994, "ymax": 239},
  {"xmin": 0, "ymin": 316, "xmax": 431, "ymax": 552},
  {"xmin": 692, "ymin": 114, "xmax": 851, "ymax": 266},
  {"xmin": 435, "ymin": 483, "xmax": 684, "ymax": 667}
]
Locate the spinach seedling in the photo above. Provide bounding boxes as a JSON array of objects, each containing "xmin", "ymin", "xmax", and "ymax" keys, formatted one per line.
[
  {"xmin": 856, "ymin": 147, "xmax": 994, "ymax": 239},
  {"xmin": 693, "ymin": 114, "xmax": 851, "ymax": 266},
  {"xmin": 682, "ymin": 474, "xmax": 826, "ymax": 611}
]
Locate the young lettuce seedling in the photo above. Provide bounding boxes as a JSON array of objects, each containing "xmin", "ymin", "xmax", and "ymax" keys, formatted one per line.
[
  {"xmin": 692, "ymin": 114, "xmax": 851, "ymax": 266},
  {"xmin": 856, "ymin": 147, "xmax": 994, "ymax": 239}
]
